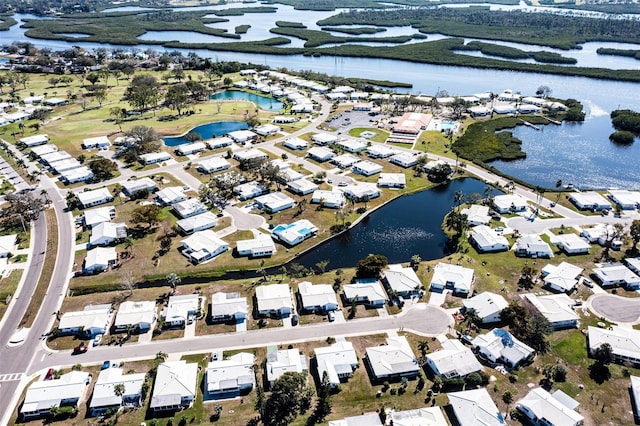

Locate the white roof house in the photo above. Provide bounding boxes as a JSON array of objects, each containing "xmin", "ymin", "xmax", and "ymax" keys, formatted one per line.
[
  {"xmin": 83, "ymin": 246, "xmax": 117, "ymax": 273},
  {"xmin": 298, "ymin": 281, "xmax": 339, "ymax": 313},
  {"xmin": 50, "ymin": 157, "xmax": 82, "ymax": 173},
  {"xmin": 588, "ymin": 326, "xmax": 640, "ymax": 365},
  {"xmin": 20, "ymin": 134, "xmax": 49, "ymax": 146},
  {"xmin": 58, "ymin": 304, "xmax": 113, "ymax": 336},
  {"xmin": 113, "ymin": 300, "xmax": 157, "ymax": 333},
  {"xmin": 343, "ymin": 182, "xmax": 380, "ymax": 201},
  {"xmin": 0, "ymin": 234, "xmax": 17, "ymax": 257},
  {"xmin": 156, "ymin": 186, "xmax": 186, "ymax": 206},
  {"xmin": 175, "ymin": 142, "xmax": 206, "ymax": 156},
  {"xmin": 593, "ymin": 263, "xmax": 640, "ymax": 289},
  {"xmin": 236, "ymin": 235, "xmax": 277, "ymax": 257},
  {"xmin": 254, "ymin": 124, "xmax": 280, "ymax": 136},
  {"xmin": 284, "ymin": 137, "xmax": 308, "ymax": 150},
  {"xmin": 448, "ymin": 388, "xmax": 506, "ymax": 426},
  {"xmin": 332, "ymin": 153, "xmax": 360, "ymax": 169},
  {"xmin": 521, "ymin": 293, "xmax": 579, "ymax": 330},
  {"xmin": 426, "ymin": 339, "xmax": 482, "ymax": 378},
  {"xmin": 471, "ymin": 328, "xmax": 535, "ymax": 368},
  {"xmin": 383, "ymin": 264, "xmax": 422, "ymax": 297},
  {"xmin": 233, "ymin": 148, "xmax": 268, "ymax": 162},
  {"xmin": 307, "ymin": 146, "xmax": 335, "ymax": 162},
  {"xmin": 210, "ymin": 292, "xmax": 248, "ymax": 322},
  {"xmin": 352, "ymin": 160, "xmax": 383, "ymax": 177},
  {"xmin": 20, "ymin": 371, "xmax": 90, "ymax": 419},
  {"xmin": 633, "ymin": 376, "xmax": 640, "ymax": 422},
  {"xmin": 278, "ymin": 167, "xmax": 304, "ymax": 183},
  {"xmin": 337, "ymin": 139, "xmax": 367, "ymax": 153},
  {"xmin": 181, "ymin": 230, "xmax": 228, "ymax": 264},
  {"xmin": 315, "ymin": 339, "xmax": 358, "ymax": 387},
  {"xmin": 207, "ymin": 136, "xmax": 233, "ymax": 149},
  {"xmin": 198, "ymin": 157, "xmax": 231, "ymax": 174},
  {"xmin": 470, "ymin": 225, "xmax": 510, "ymax": 253},
  {"xmin": 173, "ymin": 198, "xmax": 207, "ymax": 218},
  {"xmin": 272, "ymin": 219, "xmax": 318, "ymax": 246},
  {"xmin": 542, "ymin": 262, "xmax": 583, "ymax": 293},
  {"xmin": 89, "ymin": 221, "xmax": 127, "ymax": 246},
  {"xmin": 150, "ymin": 361, "xmax": 198, "ymax": 412},
  {"xmin": 176, "ymin": 212, "xmax": 218, "ymax": 235},
  {"xmin": 608, "ymin": 189, "xmax": 640, "ymax": 210},
  {"xmin": 462, "ymin": 291, "xmax": 508, "ymax": 324},
  {"xmin": 82, "ymin": 135, "xmax": 111, "ymax": 149},
  {"xmin": 255, "ymin": 192, "xmax": 295, "ymax": 213},
  {"xmin": 329, "ymin": 413, "xmax": 382, "ymax": 426},
  {"xmin": 430, "ymin": 262, "xmax": 474, "ymax": 294},
  {"xmin": 312, "ymin": 190, "xmax": 345, "ymax": 208},
  {"xmin": 367, "ymin": 145, "xmax": 396, "ymax": 159},
  {"xmin": 568, "ymin": 191, "xmax": 611, "ymax": 211},
  {"xmin": 60, "ymin": 166, "xmax": 94, "ymax": 184},
  {"xmin": 517, "ymin": 388, "xmax": 583, "ymax": 426},
  {"xmin": 164, "ymin": 294, "xmax": 200, "ymax": 327},
  {"xmin": 389, "ymin": 407, "xmax": 448, "ymax": 426},
  {"xmin": 234, "ymin": 181, "xmax": 267, "ymax": 201},
  {"xmin": 227, "ymin": 129, "xmax": 257, "ymax": 143},
  {"xmin": 76, "ymin": 188, "xmax": 113, "ymax": 209},
  {"xmin": 493, "ymin": 194, "xmax": 528, "ymax": 213},
  {"xmin": 343, "ymin": 280, "xmax": 387, "ymax": 307},
  {"xmin": 40, "ymin": 150, "xmax": 72, "ymax": 166},
  {"xmin": 288, "ymin": 178, "xmax": 318, "ymax": 195},
  {"xmin": 206, "ymin": 352, "xmax": 255, "ymax": 399},
  {"xmin": 266, "ymin": 348, "xmax": 307, "ymax": 385},
  {"xmin": 389, "ymin": 152, "xmax": 420, "ymax": 168},
  {"xmin": 624, "ymin": 257, "xmax": 640, "ymax": 277},
  {"xmin": 121, "ymin": 177, "xmax": 157, "ymax": 196},
  {"xmin": 89, "ymin": 368, "xmax": 146, "ymax": 416},
  {"xmin": 256, "ymin": 284, "xmax": 293, "ymax": 317},
  {"xmin": 140, "ymin": 152, "xmax": 171, "ymax": 165},
  {"xmin": 31, "ymin": 144, "xmax": 58, "ymax": 157},
  {"xmin": 378, "ymin": 173, "xmax": 406, "ymax": 188},
  {"xmin": 515, "ymin": 234, "xmax": 554, "ymax": 258},
  {"xmin": 312, "ymin": 132, "xmax": 338, "ymax": 145},
  {"xmin": 552, "ymin": 233, "xmax": 590, "ymax": 255},
  {"xmin": 461, "ymin": 204, "xmax": 491, "ymax": 226},
  {"xmin": 366, "ymin": 336, "xmax": 419, "ymax": 380}
]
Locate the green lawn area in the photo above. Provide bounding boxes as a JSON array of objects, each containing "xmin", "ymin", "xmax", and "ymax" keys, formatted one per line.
[
  {"xmin": 348, "ymin": 127, "xmax": 389, "ymax": 143},
  {"xmin": 0, "ymin": 270, "xmax": 23, "ymax": 322}
]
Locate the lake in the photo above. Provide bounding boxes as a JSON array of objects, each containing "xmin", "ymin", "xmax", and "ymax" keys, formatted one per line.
[
  {"xmin": 210, "ymin": 90, "xmax": 284, "ymax": 111},
  {"xmin": 163, "ymin": 121, "xmax": 248, "ymax": 146}
]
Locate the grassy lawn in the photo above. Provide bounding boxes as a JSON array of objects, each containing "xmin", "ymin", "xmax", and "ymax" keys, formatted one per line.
[
  {"xmin": 348, "ymin": 127, "xmax": 390, "ymax": 143},
  {"xmin": 0, "ymin": 270, "xmax": 23, "ymax": 322}
]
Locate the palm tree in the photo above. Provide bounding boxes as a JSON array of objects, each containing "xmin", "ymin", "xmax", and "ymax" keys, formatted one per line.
[
  {"xmin": 462, "ymin": 308, "xmax": 480, "ymax": 332},
  {"xmin": 417, "ymin": 340, "xmax": 430, "ymax": 356},
  {"xmin": 167, "ymin": 273, "xmax": 181, "ymax": 295},
  {"xmin": 454, "ymin": 190, "xmax": 464, "ymax": 208},
  {"xmin": 113, "ymin": 383, "xmax": 126, "ymax": 399}
]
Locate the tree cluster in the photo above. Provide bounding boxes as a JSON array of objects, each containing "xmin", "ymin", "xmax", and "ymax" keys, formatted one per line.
[
  {"xmin": 260, "ymin": 372, "xmax": 314, "ymax": 426},
  {"xmin": 355, "ymin": 254, "xmax": 388, "ymax": 278},
  {"xmin": 500, "ymin": 300, "xmax": 552, "ymax": 353}
]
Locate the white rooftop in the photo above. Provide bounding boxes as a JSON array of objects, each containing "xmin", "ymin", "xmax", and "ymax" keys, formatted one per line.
[
  {"xmin": 298, "ymin": 281, "xmax": 338, "ymax": 309},
  {"xmin": 517, "ymin": 387, "xmax": 583, "ymax": 426},
  {"xmin": 256, "ymin": 284, "xmax": 292, "ymax": 313},
  {"xmin": 206, "ymin": 352, "xmax": 255, "ymax": 393},
  {"xmin": 384, "ymin": 264, "xmax": 422, "ymax": 294},
  {"xmin": 90, "ymin": 367, "xmax": 146, "ymax": 410},
  {"xmin": 82, "ymin": 207, "xmax": 116, "ymax": 227},
  {"xmin": 22, "ymin": 371, "xmax": 89, "ymax": 415},
  {"xmin": 426, "ymin": 339, "xmax": 482, "ymax": 378},
  {"xmin": 266, "ymin": 348, "xmax": 306, "ymax": 383},
  {"xmin": 522, "ymin": 293, "xmax": 579, "ymax": 326},
  {"xmin": 366, "ymin": 336, "xmax": 418, "ymax": 378},
  {"xmin": 462, "ymin": 292, "xmax": 508, "ymax": 322},
  {"xmin": 448, "ymin": 388, "xmax": 506, "ymax": 426},
  {"xmin": 114, "ymin": 300, "xmax": 156, "ymax": 329}
]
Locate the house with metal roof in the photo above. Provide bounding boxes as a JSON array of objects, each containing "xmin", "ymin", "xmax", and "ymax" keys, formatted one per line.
[
  {"xmin": 588, "ymin": 326, "xmax": 640, "ymax": 366},
  {"xmin": 58, "ymin": 304, "xmax": 113, "ymax": 337},
  {"xmin": 150, "ymin": 361, "xmax": 198, "ymax": 412},
  {"xmin": 89, "ymin": 368, "xmax": 146, "ymax": 417},
  {"xmin": 462, "ymin": 292, "xmax": 508, "ymax": 324},
  {"xmin": 298, "ymin": 281, "xmax": 338, "ymax": 313},
  {"xmin": 516, "ymin": 388, "xmax": 583, "ymax": 426},
  {"xmin": 365, "ymin": 336, "xmax": 419, "ymax": 381},
  {"xmin": 383, "ymin": 264, "xmax": 422, "ymax": 298},
  {"xmin": 156, "ymin": 186, "xmax": 186, "ymax": 206},
  {"xmin": 426, "ymin": 338, "xmax": 482, "ymax": 378},
  {"xmin": 448, "ymin": 388, "xmax": 506, "ymax": 426},
  {"xmin": 205, "ymin": 352, "xmax": 255, "ymax": 400},
  {"xmin": 236, "ymin": 235, "xmax": 277, "ymax": 258},
  {"xmin": 20, "ymin": 371, "xmax": 90, "ymax": 419},
  {"xmin": 180, "ymin": 230, "xmax": 228, "ymax": 264},
  {"xmin": 521, "ymin": 293, "xmax": 579, "ymax": 330},
  {"xmin": 541, "ymin": 262, "xmax": 583, "ymax": 293},
  {"xmin": 176, "ymin": 212, "xmax": 218, "ymax": 235},
  {"xmin": 164, "ymin": 294, "xmax": 201, "ymax": 328},
  {"xmin": 113, "ymin": 300, "xmax": 156, "ymax": 333},
  {"xmin": 314, "ymin": 339, "xmax": 358, "ymax": 388},
  {"xmin": 388, "ymin": 407, "xmax": 448, "ymax": 426},
  {"xmin": 430, "ymin": 262, "xmax": 474, "ymax": 295},
  {"xmin": 256, "ymin": 284, "xmax": 293, "ymax": 318},
  {"xmin": 343, "ymin": 280, "xmax": 387, "ymax": 308},
  {"xmin": 210, "ymin": 292, "xmax": 248, "ymax": 323}
]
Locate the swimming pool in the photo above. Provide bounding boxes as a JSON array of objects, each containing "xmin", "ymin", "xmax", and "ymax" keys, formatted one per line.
[{"xmin": 163, "ymin": 121, "xmax": 248, "ymax": 146}]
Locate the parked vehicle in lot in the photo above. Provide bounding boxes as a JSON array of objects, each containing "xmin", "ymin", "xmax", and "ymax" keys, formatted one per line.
[
  {"xmin": 73, "ymin": 343, "xmax": 88, "ymax": 354},
  {"xmin": 338, "ymin": 181, "xmax": 348, "ymax": 187},
  {"xmin": 101, "ymin": 361, "xmax": 111, "ymax": 370},
  {"xmin": 93, "ymin": 334, "xmax": 103, "ymax": 347},
  {"xmin": 291, "ymin": 314, "xmax": 298, "ymax": 326},
  {"xmin": 583, "ymin": 279, "xmax": 594, "ymax": 288},
  {"xmin": 44, "ymin": 368, "xmax": 55, "ymax": 380},
  {"xmin": 328, "ymin": 311, "xmax": 335, "ymax": 322}
]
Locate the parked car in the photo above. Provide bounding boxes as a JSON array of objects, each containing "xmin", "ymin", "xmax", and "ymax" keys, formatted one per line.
[
  {"xmin": 291, "ymin": 314, "xmax": 299, "ymax": 326},
  {"xmin": 338, "ymin": 181, "xmax": 348, "ymax": 187},
  {"xmin": 44, "ymin": 368, "xmax": 55, "ymax": 380},
  {"xmin": 93, "ymin": 334, "xmax": 103, "ymax": 347},
  {"xmin": 328, "ymin": 311, "xmax": 335, "ymax": 322},
  {"xmin": 101, "ymin": 361, "xmax": 111, "ymax": 370},
  {"xmin": 583, "ymin": 279, "xmax": 594, "ymax": 288},
  {"xmin": 73, "ymin": 343, "xmax": 88, "ymax": 355}
]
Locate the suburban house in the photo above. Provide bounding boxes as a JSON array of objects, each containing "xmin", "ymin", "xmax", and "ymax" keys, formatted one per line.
[
  {"xmin": 234, "ymin": 181, "xmax": 267, "ymax": 201},
  {"xmin": 210, "ymin": 292, "xmax": 248, "ymax": 323},
  {"xmin": 20, "ymin": 134, "xmax": 49, "ymax": 147},
  {"xmin": 40, "ymin": 150, "xmax": 72, "ymax": 166},
  {"xmin": 76, "ymin": 188, "xmax": 113, "ymax": 209},
  {"xmin": 389, "ymin": 152, "xmax": 420, "ymax": 168},
  {"xmin": 337, "ymin": 139, "xmax": 367, "ymax": 153},
  {"xmin": 278, "ymin": 168, "xmax": 304, "ymax": 183},
  {"xmin": 233, "ymin": 148, "xmax": 268, "ymax": 162},
  {"xmin": 541, "ymin": 262, "xmax": 583, "ymax": 293},
  {"xmin": 150, "ymin": 361, "xmax": 198, "ymax": 412},
  {"xmin": 89, "ymin": 368, "xmax": 146, "ymax": 417},
  {"xmin": 314, "ymin": 339, "xmax": 358, "ymax": 388},
  {"xmin": 198, "ymin": 157, "xmax": 231, "ymax": 174},
  {"xmin": 632, "ymin": 376, "xmax": 640, "ymax": 422},
  {"xmin": 378, "ymin": 173, "xmax": 406, "ymax": 188},
  {"xmin": 568, "ymin": 191, "xmax": 611, "ymax": 211},
  {"xmin": 164, "ymin": 294, "xmax": 200, "ymax": 328},
  {"xmin": 89, "ymin": 221, "xmax": 127, "ymax": 247},
  {"xmin": 329, "ymin": 413, "xmax": 382, "ymax": 426},
  {"xmin": 255, "ymin": 192, "xmax": 296, "ymax": 213},
  {"xmin": 593, "ymin": 262, "xmax": 640, "ymax": 289},
  {"xmin": 307, "ymin": 146, "xmax": 336, "ymax": 162},
  {"xmin": 20, "ymin": 371, "xmax": 90, "ymax": 419},
  {"xmin": 288, "ymin": 178, "xmax": 318, "ymax": 195},
  {"xmin": 266, "ymin": 347, "xmax": 307, "ymax": 386},
  {"xmin": 312, "ymin": 132, "xmax": 338, "ymax": 145},
  {"xmin": 180, "ymin": 230, "xmax": 229, "ymax": 264},
  {"xmin": 60, "ymin": 167, "xmax": 94, "ymax": 184},
  {"xmin": 471, "ymin": 328, "xmax": 534, "ymax": 368},
  {"xmin": 332, "ymin": 154, "xmax": 360, "ymax": 169},
  {"xmin": 492, "ymin": 194, "xmax": 528, "ymax": 213},
  {"xmin": 205, "ymin": 352, "xmax": 255, "ymax": 400},
  {"xmin": 461, "ymin": 204, "xmax": 491, "ymax": 226},
  {"xmin": 312, "ymin": 190, "xmax": 345, "ymax": 208},
  {"xmin": 254, "ymin": 123, "xmax": 280, "ymax": 136},
  {"xmin": 426, "ymin": 339, "xmax": 483, "ymax": 378},
  {"xmin": 588, "ymin": 326, "xmax": 640, "ymax": 366},
  {"xmin": 58, "ymin": 304, "xmax": 113, "ymax": 337},
  {"xmin": 255, "ymin": 284, "xmax": 293, "ymax": 318},
  {"xmin": 206, "ymin": 136, "xmax": 233, "ymax": 149},
  {"xmin": 516, "ymin": 388, "xmax": 584, "ymax": 426},
  {"xmin": 271, "ymin": 220, "xmax": 318, "ymax": 246},
  {"xmin": 608, "ymin": 189, "xmax": 640, "ymax": 210},
  {"xmin": 462, "ymin": 292, "xmax": 508, "ymax": 324},
  {"xmin": 284, "ymin": 137, "xmax": 308, "ymax": 150},
  {"xmin": 51, "ymin": 158, "xmax": 82, "ymax": 174},
  {"xmin": 113, "ymin": 300, "xmax": 156, "ymax": 334},
  {"xmin": 447, "ymin": 388, "xmax": 506, "ymax": 426},
  {"xmin": 365, "ymin": 336, "xmax": 420, "ymax": 381},
  {"xmin": 521, "ymin": 293, "xmax": 579, "ymax": 330},
  {"xmin": 83, "ymin": 206, "xmax": 116, "ymax": 228},
  {"xmin": 82, "ymin": 135, "xmax": 111, "ymax": 150},
  {"xmin": 297, "ymin": 281, "xmax": 339, "ymax": 313},
  {"xmin": 552, "ymin": 233, "xmax": 591, "ymax": 255},
  {"xmin": 382, "ymin": 264, "xmax": 422, "ymax": 298},
  {"xmin": 140, "ymin": 152, "xmax": 171, "ymax": 165},
  {"xmin": 352, "ymin": 160, "xmax": 383, "ymax": 177},
  {"xmin": 83, "ymin": 247, "xmax": 117, "ymax": 274},
  {"xmin": 514, "ymin": 234, "xmax": 554, "ymax": 258},
  {"xmin": 388, "ymin": 407, "xmax": 448, "ymax": 426},
  {"xmin": 343, "ymin": 182, "xmax": 381, "ymax": 201},
  {"xmin": 580, "ymin": 224, "xmax": 622, "ymax": 249},
  {"xmin": 430, "ymin": 262, "xmax": 475, "ymax": 295},
  {"xmin": 236, "ymin": 235, "xmax": 277, "ymax": 258},
  {"xmin": 156, "ymin": 186, "xmax": 186, "ymax": 206},
  {"xmin": 176, "ymin": 212, "xmax": 218, "ymax": 235},
  {"xmin": 174, "ymin": 199, "xmax": 209, "ymax": 219},
  {"xmin": 625, "ymin": 257, "xmax": 640, "ymax": 277},
  {"xmin": 121, "ymin": 177, "xmax": 157, "ymax": 197},
  {"xmin": 343, "ymin": 279, "xmax": 387, "ymax": 308},
  {"xmin": 31, "ymin": 144, "xmax": 58, "ymax": 158},
  {"xmin": 0, "ymin": 234, "xmax": 16, "ymax": 257},
  {"xmin": 227, "ymin": 129, "xmax": 257, "ymax": 144},
  {"xmin": 367, "ymin": 145, "xmax": 395, "ymax": 159},
  {"xmin": 175, "ymin": 142, "xmax": 206, "ymax": 156},
  {"xmin": 469, "ymin": 225, "xmax": 510, "ymax": 253}
]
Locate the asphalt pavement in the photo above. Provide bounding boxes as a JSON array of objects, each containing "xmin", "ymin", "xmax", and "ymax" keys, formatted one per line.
[{"xmin": 589, "ymin": 293, "xmax": 640, "ymax": 323}]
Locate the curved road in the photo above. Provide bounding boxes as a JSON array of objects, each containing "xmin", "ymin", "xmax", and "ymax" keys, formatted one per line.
[{"xmin": 589, "ymin": 293, "xmax": 640, "ymax": 324}]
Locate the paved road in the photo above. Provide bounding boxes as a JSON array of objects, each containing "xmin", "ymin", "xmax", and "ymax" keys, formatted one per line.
[
  {"xmin": 225, "ymin": 205, "xmax": 266, "ymax": 230},
  {"xmin": 32, "ymin": 303, "xmax": 452, "ymax": 371},
  {"xmin": 589, "ymin": 293, "xmax": 640, "ymax": 323}
]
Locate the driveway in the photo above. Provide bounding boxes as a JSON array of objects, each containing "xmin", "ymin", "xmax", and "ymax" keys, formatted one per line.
[
  {"xmin": 225, "ymin": 205, "xmax": 266, "ymax": 230},
  {"xmin": 589, "ymin": 293, "xmax": 640, "ymax": 323}
]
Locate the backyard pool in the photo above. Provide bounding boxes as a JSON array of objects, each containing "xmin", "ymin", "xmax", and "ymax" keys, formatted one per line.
[{"xmin": 163, "ymin": 121, "xmax": 248, "ymax": 146}]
